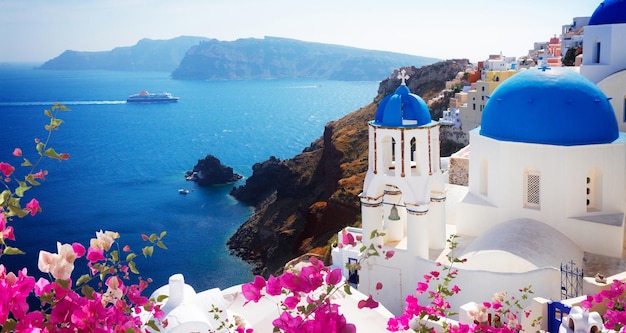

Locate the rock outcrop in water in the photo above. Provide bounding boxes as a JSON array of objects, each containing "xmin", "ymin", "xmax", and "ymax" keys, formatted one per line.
[
  {"xmin": 186, "ymin": 155, "xmax": 242, "ymax": 186},
  {"xmin": 227, "ymin": 59, "xmax": 470, "ymax": 276}
]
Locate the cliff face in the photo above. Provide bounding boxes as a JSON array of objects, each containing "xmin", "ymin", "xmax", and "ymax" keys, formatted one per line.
[
  {"xmin": 38, "ymin": 36, "xmax": 210, "ymax": 71},
  {"xmin": 171, "ymin": 36, "xmax": 441, "ymax": 81},
  {"xmin": 227, "ymin": 59, "xmax": 470, "ymax": 276}
]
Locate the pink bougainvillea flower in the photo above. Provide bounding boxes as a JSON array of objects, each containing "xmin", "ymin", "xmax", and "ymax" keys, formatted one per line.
[
  {"xmin": 242, "ymin": 276, "xmax": 266, "ymax": 303},
  {"xmin": 71, "ymin": 243, "xmax": 85, "ymax": 258},
  {"xmin": 325, "ymin": 268, "xmax": 343, "ymax": 285},
  {"xmin": 376, "ymin": 282, "xmax": 383, "ymax": 290},
  {"xmin": 34, "ymin": 277, "xmax": 52, "ymax": 297},
  {"xmin": 1, "ymin": 225, "xmax": 15, "ymax": 241},
  {"xmin": 12, "ymin": 148, "xmax": 22, "ymax": 157},
  {"xmin": 0, "ymin": 162, "xmax": 15, "ymax": 177},
  {"xmin": 272, "ymin": 311, "xmax": 304, "ymax": 332},
  {"xmin": 1, "ymin": 214, "xmax": 15, "ymax": 241},
  {"xmin": 581, "ymin": 295, "xmax": 594, "ymax": 310},
  {"xmin": 342, "ymin": 231, "xmax": 355, "ymax": 247},
  {"xmin": 25, "ymin": 198, "xmax": 41, "ymax": 216},
  {"xmin": 451, "ymin": 285, "xmax": 461, "ymax": 294},
  {"xmin": 385, "ymin": 249, "xmax": 395, "ymax": 259},
  {"xmin": 283, "ymin": 295, "xmax": 300, "ymax": 310},
  {"xmin": 279, "ymin": 271, "xmax": 303, "ymax": 293},
  {"xmin": 59, "ymin": 153, "xmax": 70, "ymax": 160},
  {"xmin": 357, "ymin": 294, "xmax": 379, "ymax": 309},
  {"xmin": 265, "ymin": 274, "xmax": 282, "ymax": 296},
  {"xmin": 32, "ymin": 170, "xmax": 47, "ymax": 180},
  {"xmin": 416, "ymin": 282, "xmax": 429, "ymax": 294},
  {"xmin": 86, "ymin": 247, "xmax": 106, "ymax": 262}
]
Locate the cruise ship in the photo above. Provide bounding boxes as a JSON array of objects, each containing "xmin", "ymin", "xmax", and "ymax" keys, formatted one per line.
[{"xmin": 126, "ymin": 90, "xmax": 179, "ymax": 103}]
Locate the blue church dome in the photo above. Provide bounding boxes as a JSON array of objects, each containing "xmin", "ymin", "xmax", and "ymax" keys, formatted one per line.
[
  {"xmin": 480, "ymin": 68, "xmax": 618, "ymax": 146},
  {"xmin": 374, "ymin": 84, "xmax": 432, "ymax": 127},
  {"xmin": 589, "ymin": 0, "xmax": 626, "ymax": 25}
]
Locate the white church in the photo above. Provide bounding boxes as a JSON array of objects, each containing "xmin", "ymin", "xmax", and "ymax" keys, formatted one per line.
[
  {"xmin": 332, "ymin": 0, "xmax": 626, "ymax": 318},
  {"xmin": 143, "ymin": 0, "xmax": 626, "ymax": 331}
]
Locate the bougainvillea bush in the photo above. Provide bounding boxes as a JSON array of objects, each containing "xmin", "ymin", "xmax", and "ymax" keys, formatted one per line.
[
  {"xmin": 1, "ymin": 104, "xmax": 166, "ymax": 332},
  {"xmin": 582, "ymin": 279, "xmax": 626, "ymax": 332},
  {"xmin": 386, "ymin": 235, "xmax": 534, "ymax": 333}
]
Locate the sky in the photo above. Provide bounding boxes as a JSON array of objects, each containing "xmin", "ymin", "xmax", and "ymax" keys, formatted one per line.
[{"xmin": 0, "ymin": 0, "xmax": 601, "ymax": 64}]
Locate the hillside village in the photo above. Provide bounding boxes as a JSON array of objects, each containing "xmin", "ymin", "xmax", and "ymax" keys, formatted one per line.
[{"xmin": 142, "ymin": 1, "xmax": 626, "ymax": 332}]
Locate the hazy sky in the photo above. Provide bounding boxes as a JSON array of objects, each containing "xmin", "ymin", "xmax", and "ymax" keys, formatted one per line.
[{"xmin": 0, "ymin": 0, "xmax": 600, "ymax": 64}]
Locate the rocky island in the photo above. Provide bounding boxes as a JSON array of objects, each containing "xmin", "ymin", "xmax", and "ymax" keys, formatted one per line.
[
  {"xmin": 186, "ymin": 155, "xmax": 242, "ymax": 186},
  {"xmin": 227, "ymin": 59, "xmax": 470, "ymax": 276}
]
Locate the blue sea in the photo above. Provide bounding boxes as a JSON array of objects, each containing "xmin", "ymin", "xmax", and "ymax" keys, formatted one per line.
[{"xmin": 0, "ymin": 63, "xmax": 379, "ymax": 294}]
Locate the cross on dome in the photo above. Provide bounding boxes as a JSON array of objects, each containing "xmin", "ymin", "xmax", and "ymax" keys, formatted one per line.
[{"xmin": 397, "ymin": 69, "xmax": 409, "ymax": 86}]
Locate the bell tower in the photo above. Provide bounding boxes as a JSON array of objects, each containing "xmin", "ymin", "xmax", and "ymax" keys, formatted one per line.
[{"xmin": 360, "ymin": 69, "xmax": 447, "ymax": 259}]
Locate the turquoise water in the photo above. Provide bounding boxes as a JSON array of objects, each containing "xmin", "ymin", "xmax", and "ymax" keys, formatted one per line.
[{"xmin": 0, "ymin": 64, "xmax": 379, "ymax": 293}]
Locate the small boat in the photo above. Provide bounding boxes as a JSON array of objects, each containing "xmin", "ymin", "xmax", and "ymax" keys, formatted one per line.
[
  {"xmin": 178, "ymin": 189, "xmax": 190, "ymax": 194},
  {"xmin": 127, "ymin": 90, "xmax": 179, "ymax": 103}
]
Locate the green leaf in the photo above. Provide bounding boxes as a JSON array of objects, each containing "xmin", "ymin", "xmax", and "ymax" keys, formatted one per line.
[
  {"xmin": 3, "ymin": 246, "xmax": 25, "ymax": 255},
  {"xmin": 45, "ymin": 117, "xmax": 63, "ymax": 131},
  {"xmin": 157, "ymin": 294, "xmax": 169, "ymax": 302},
  {"xmin": 21, "ymin": 158, "xmax": 32, "ymax": 167},
  {"xmin": 81, "ymin": 285, "xmax": 95, "ymax": 299},
  {"xmin": 56, "ymin": 279, "xmax": 70, "ymax": 289},
  {"xmin": 44, "ymin": 109, "xmax": 52, "ymax": 117},
  {"xmin": 1, "ymin": 319, "xmax": 16, "ymax": 333},
  {"xmin": 149, "ymin": 233, "xmax": 158, "ymax": 243},
  {"xmin": 156, "ymin": 241, "xmax": 167, "ymax": 250},
  {"xmin": 128, "ymin": 261, "xmax": 139, "ymax": 274},
  {"xmin": 36, "ymin": 142, "xmax": 44, "ymax": 155},
  {"xmin": 0, "ymin": 190, "xmax": 10, "ymax": 206},
  {"xmin": 44, "ymin": 147, "xmax": 61, "ymax": 160},
  {"xmin": 160, "ymin": 231, "xmax": 167, "ymax": 238},
  {"xmin": 126, "ymin": 253, "xmax": 137, "ymax": 262},
  {"xmin": 343, "ymin": 284, "xmax": 352, "ymax": 295},
  {"xmin": 370, "ymin": 229, "xmax": 378, "ymax": 240},
  {"xmin": 15, "ymin": 181, "xmax": 31, "ymax": 197},
  {"xmin": 25, "ymin": 174, "xmax": 41, "ymax": 186},
  {"xmin": 76, "ymin": 274, "xmax": 91, "ymax": 286},
  {"xmin": 145, "ymin": 320, "xmax": 160, "ymax": 332},
  {"xmin": 142, "ymin": 245, "xmax": 154, "ymax": 257},
  {"xmin": 110, "ymin": 250, "xmax": 119, "ymax": 263},
  {"xmin": 7, "ymin": 204, "xmax": 28, "ymax": 218}
]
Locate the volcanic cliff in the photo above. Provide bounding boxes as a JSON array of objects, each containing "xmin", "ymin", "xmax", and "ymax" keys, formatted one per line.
[{"xmin": 227, "ymin": 59, "xmax": 470, "ymax": 276}]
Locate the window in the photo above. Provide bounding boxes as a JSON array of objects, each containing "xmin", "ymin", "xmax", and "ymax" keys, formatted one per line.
[
  {"xmin": 587, "ymin": 168, "xmax": 602, "ymax": 212},
  {"xmin": 623, "ymin": 95, "xmax": 625, "ymax": 123},
  {"xmin": 391, "ymin": 138, "xmax": 396, "ymax": 165},
  {"xmin": 594, "ymin": 42, "xmax": 601, "ymax": 64},
  {"xmin": 348, "ymin": 258, "xmax": 359, "ymax": 284},
  {"xmin": 524, "ymin": 170, "xmax": 541, "ymax": 209}
]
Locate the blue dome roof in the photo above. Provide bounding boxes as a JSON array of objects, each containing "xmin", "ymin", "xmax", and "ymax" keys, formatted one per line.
[
  {"xmin": 589, "ymin": 0, "xmax": 626, "ymax": 25},
  {"xmin": 374, "ymin": 85, "xmax": 432, "ymax": 127},
  {"xmin": 480, "ymin": 68, "xmax": 618, "ymax": 146}
]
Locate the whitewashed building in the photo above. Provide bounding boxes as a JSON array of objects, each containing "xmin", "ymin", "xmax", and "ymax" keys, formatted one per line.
[
  {"xmin": 579, "ymin": 0, "xmax": 626, "ymax": 132},
  {"xmin": 333, "ymin": 0, "xmax": 626, "ymax": 318}
]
